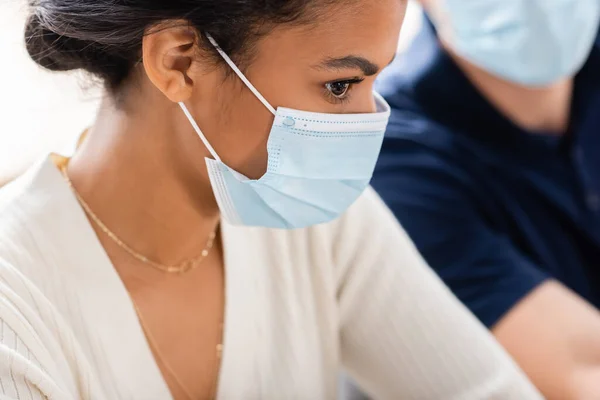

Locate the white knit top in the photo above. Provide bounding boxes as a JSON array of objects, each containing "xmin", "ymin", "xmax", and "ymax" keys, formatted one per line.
[{"xmin": 0, "ymin": 157, "xmax": 541, "ymax": 400}]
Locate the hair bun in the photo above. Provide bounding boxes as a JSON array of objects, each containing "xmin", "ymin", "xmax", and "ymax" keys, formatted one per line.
[
  {"xmin": 24, "ymin": 13, "xmax": 73, "ymax": 71},
  {"xmin": 24, "ymin": 11, "xmax": 133, "ymax": 87}
]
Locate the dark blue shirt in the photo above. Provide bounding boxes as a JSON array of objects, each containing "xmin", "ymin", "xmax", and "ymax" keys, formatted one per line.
[{"xmin": 371, "ymin": 20, "xmax": 600, "ymax": 328}]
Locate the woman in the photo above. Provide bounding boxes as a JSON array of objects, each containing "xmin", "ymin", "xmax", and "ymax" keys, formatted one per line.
[{"xmin": 0, "ymin": 0, "xmax": 541, "ymax": 399}]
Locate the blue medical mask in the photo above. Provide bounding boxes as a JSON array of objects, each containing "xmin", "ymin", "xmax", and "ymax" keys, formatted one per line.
[
  {"xmin": 434, "ymin": 0, "xmax": 600, "ymax": 86},
  {"xmin": 179, "ymin": 34, "xmax": 391, "ymax": 229}
]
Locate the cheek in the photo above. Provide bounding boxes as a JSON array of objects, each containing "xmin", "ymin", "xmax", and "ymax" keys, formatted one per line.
[
  {"xmin": 213, "ymin": 85, "xmax": 274, "ymax": 179},
  {"xmin": 244, "ymin": 43, "xmax": 322, "ymax": 112}
]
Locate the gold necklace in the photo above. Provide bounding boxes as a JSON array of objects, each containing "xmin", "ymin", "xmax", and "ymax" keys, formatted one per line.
[
  {"xmin": 60, "ymin": 166, "xmax": 218, "ymax": 274},
  {"xmin": 133, "ymin": 302, "xmax": 223, "ymax": 400},
  {"xmin": 60, "ymin": 165, "xmax": 223, "ymax": 398}
]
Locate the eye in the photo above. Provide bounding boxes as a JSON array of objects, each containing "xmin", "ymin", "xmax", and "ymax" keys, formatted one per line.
[
  {"xmin": 323, "ymin": 77, "xmax": 365, "ymax": 104},
  {"xmin": 326, "ymin": 81, "xmax": 352, "ymax": 98}
]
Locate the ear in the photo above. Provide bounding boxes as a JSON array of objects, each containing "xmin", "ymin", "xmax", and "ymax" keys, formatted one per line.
[{"xmin": 142, "ymin": 21, "xmax": 198, "ymax": 103}]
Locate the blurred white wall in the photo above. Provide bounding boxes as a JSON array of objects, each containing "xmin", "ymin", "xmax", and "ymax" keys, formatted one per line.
[
  {"xmin": 0, "ymin": 0, "xmax": 102, "ymax": 183},
  {"xmin": 0, "ymin": 0, "xmax": 422, "ymax": 184}
]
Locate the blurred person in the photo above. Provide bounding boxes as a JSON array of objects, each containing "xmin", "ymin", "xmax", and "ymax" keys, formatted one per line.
[
  {"xmin": 371, "ymin": 0, "xmax": 600, "ymax": 399},
  {"xmin": 0, "ymin": 1, "xmax": 543, "ymax": 399}
]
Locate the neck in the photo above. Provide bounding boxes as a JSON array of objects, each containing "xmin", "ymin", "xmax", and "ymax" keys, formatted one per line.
[
  {"xmin": 445, "ymin": 45, "xmax": 574, "ymax": 134},
  {"xmin": 66, "ymin": 95, "xmax": 220, "ymax": 266}
]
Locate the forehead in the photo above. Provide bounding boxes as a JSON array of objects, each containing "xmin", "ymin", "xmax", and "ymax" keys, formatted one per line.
[{"xmin": 257, "ymin": 0, "xmax": 407, "ymax": 66}]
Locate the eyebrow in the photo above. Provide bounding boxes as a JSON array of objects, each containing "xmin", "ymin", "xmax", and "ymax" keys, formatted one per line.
[{"xmin": 314, "ymin": 54, "xmax": 397, "ymax": 76}]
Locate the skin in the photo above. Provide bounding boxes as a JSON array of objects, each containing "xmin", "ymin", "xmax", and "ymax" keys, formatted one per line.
[
  {"xmin": 422, "ymin": 1, "xmax": 600, "ymax": 398},
  {"xmin": 65, "ymin": 1, "xmax": 405, "ymax": 399}
]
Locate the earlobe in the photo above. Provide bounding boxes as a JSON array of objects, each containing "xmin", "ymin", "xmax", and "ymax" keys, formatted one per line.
[{"xmin": 142, "ymin": 22, "xmax": 198, "ymax": 103}]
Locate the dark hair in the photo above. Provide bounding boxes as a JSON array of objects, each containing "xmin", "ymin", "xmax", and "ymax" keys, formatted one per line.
[{"xmin": 24, "ymin": 0, "xmax": 336, "ymax": 92}]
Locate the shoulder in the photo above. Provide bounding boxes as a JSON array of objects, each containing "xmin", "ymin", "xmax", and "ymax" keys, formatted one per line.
[
  {"xmin": 0, "ymin": 157, "xmax": 75, "ymax": 290},
  {"xmin": 0, "ymin": 159, "xmax": 66, "ymax": 320},
  {"xmin": 326, "ymin": 186, "xmax": 399, "ymax": 240},
  {"xmin": 0, "ymin": 170, "xmax": 81, "ymax": 397},
  {"xmin": 0, "ymin": 255, "xmax": 78, "ymax": 398},
  {"xmin": 373, "ymin": 114, "xmax": 484, "ymax": 217},
  {"xmin": 380, "ymin": 105, "xmax": 483, "ymax": 174},
  {"xmin": 0, "ymin": 165, "xmax": 44, "ymax": 268},
  {"xmin": 243, "ymin": 187, "xmax": 417, "ymax": 290},
  {"xmin": 314, "ymin": 187, "xmax": 421, "ymax": 280}
]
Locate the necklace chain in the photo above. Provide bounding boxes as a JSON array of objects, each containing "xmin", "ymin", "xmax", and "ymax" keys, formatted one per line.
[
  {"xmin": 133, "ymin": 302, "xmax": 223, "ymax": 400},
  {"xmin": 60, "ymin": 165, "xmax": 223, "ymax": 398},
  {"xmin": 60, "ymin": 166, "xmax": 218, "ymax": 274}
]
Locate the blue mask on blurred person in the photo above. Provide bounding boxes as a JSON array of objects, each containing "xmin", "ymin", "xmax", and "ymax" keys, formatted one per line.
[
  {"xmin": 435, "ymin": 0, "xmax": 600, "ymax": 86},
  {"xmin": 179, "ymin": 34, "xmax": 390, "ymax": 229}
]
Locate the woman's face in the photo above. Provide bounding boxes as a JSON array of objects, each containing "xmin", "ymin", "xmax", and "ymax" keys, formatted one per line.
[{"xmin": 157, "ymin": 0, "xmax": 407, "ymax": 180}]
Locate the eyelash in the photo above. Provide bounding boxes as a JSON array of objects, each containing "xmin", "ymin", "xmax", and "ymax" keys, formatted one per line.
[{"xmin": 323, "ymin": 77, "xmax": 365, "ymax": 104}]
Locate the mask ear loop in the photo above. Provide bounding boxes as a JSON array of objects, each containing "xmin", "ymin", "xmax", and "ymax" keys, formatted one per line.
[
  {"xmin": 179, "ymin": 33, "xmax": 277, "ymax": 162},
  {"xmin": 178, "ymin": 102, "xmax": 222, "ymax": 162},
  {"xmin": 205, "ymin": 33, "xmax": 277, "ymax": 116}
]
